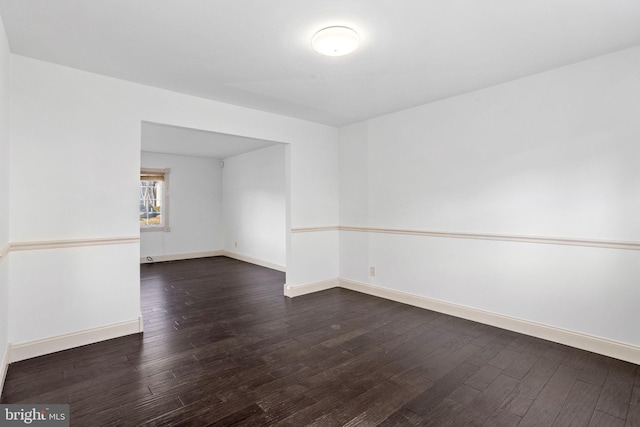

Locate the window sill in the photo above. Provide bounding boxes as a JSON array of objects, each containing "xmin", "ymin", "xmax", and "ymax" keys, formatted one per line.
[{"xmin": 141, "ymin": 226, "xmax": 171, "ymax": 233}]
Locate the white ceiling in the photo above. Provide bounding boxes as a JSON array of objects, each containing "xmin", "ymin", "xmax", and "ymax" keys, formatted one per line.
[
  {"xmin": 1, "ymin": 0, "xmax": 640, "ymax": 128},
  {"xmin": 141, "ymin": 122, "xmax": 281, "ymax": 159}
]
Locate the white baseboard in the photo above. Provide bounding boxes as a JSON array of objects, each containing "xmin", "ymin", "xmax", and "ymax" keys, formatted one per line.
[
  {"xmin": 338, "ymin": 278, "xmax": 640, "ymax": 365},
  {"xmin": 140, "ymin": 250, "xmax": 286, "ymax": 273},
  {"xmin": 0, "ymin": 343, "xmax": 10, "ymax": 397},
  {"xmin": 222, "ymin": 250, "xmax": 286, "ymax": 272},
  {"xmin": 9, "ymin": 317, "xmax": 143, "ymax": 363},
  {"xmin": 284, "ymin": 277, "xmax": 640, "ymax": 364},
  {"xmin": 140, "ymin": 250, "xmax": 223, "ymax": 264},
  {"xmin": 284, "ymin": 277, "xmax": 339, "ymax": 298}
]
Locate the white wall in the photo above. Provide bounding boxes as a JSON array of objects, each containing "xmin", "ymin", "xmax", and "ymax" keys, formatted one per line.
[
  {"xmin": 0, "ymin": 14, "xmax": 11, "ymax": 377},
  {"xmin": 339, "ymin": 46, "xmax": 640, "ymax": 347},
  {"xmin": 8, "ymin": 54, "xmax": 338, "ymax": 348},
  {"xmin": 9, "ymin": 244, "xmax": 140, "ymax": 342},
  {"xmin": 140, "ymin": 151, "xmax": 222, "ymax": 259},
  {"xmin": 338, "ymin": 122, "xmax": 369, "ymax": 282},
  {"xmin": 222, "ymin": 144, "xmax": 286, "ymax": 269},
  {"xmin": 288, "ymin": 135, "xmax": 340, "ymax": 284}
]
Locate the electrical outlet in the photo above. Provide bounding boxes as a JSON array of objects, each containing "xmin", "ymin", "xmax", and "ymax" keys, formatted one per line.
[
  {"xmin": 369, "ymin": 266, "xmax": 376, "ymax": 277},
  {"xmin": 234, "ymin": 241, "xmax": 238, "ymax": 248}
]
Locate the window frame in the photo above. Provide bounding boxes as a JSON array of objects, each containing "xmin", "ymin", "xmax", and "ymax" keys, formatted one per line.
[{"xmin": 140, "ymin": 167, "xmax": 171, "ymax": 232}]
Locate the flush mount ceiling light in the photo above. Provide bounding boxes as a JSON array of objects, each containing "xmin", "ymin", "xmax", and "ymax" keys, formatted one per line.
[{"xmin": 312, "ymin": 26, "xmax": 360, "ymax": 57}]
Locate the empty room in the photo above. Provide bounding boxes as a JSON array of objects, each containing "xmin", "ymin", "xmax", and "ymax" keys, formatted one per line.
[{"xmin": 0, "ymin": 1, "xmax": 639, "ymax": 426}]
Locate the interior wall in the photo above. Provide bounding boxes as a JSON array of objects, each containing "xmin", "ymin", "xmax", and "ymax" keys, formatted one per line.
[
  {"xmin": 0, "ymin": 14, "xmax": 10, "ymax": 373},
  {"xmin": 288, "ymin": 135, "xmax": 340, "ymax": 285},
  {"xmin": 222, "ymin": 144, "xmax": 286, "ymax": 269},
  {"xmin": 9, "ymin": 245, "xmax": 141, "ymax": 343},
  {"xmin": 140, "ymin": 151, "xmax": 222, "ymax": 260},
  {"xmin": 8, "ymin": 54, "xmax": 338, "ymax": 346},
  {"xmin": 338, "ymin": 122, "xmax": 369, "ymax": 281},
  {"xmin": 339, "ymin": 46, "xmax": 640, "ymax": 347}
]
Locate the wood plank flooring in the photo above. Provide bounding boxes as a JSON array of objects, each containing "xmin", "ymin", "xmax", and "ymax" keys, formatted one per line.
[{"xmin": 2, "ymin": 256, "xmax": 639, "ymax": 426}]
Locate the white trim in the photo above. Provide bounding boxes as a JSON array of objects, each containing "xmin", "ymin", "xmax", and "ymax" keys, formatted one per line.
[
  {"xmin": 284, "ymin": 277, "xmax": 339, "ymax": 298},
  {"xmin": 139, "ymin": 250, "xmax": 286, "ymax": 271},
  {"xmin": 10, "ymin": 236, "xmax": 140, "ymax": 252},
  {"xmin": 339, "ymin": 278, "xmax": 640, "ymax": 365},
  {"xmin": 9, "ymin": 317, "xmax": 144, "ymax": 363},
  {"xmin": 342, "ymin": 226, "xmax": 640, "ymax": 251},
  {"xmin": 140, "ymin": 250, "xmax": 223, "ymax": 264},
  {"xmin": 221, "ymin": 250, "xmax": 286, "ymax": 272},
  {"xmin": 0, "ymin": 343, "xmax": 10, "ymax": 397},
  {"xmin": 140, "ymin": 226, "xmax": 171, "ymax": 233},
  {"xmin": 291, "ymin": 226, "xmax": 340, "ymax": 233},
  {"xmin": 0, "ymin": 243, "xmax": 9, "ymax": 263},
  {"xmin": 291, "ymin": 225, "xmax": 640, "ymax": 251}
]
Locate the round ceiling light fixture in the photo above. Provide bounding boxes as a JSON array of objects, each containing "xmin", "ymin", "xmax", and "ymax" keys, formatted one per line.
[{"xmin": 312, "ymin": 26, "xmax": 360, "ymax": 57}]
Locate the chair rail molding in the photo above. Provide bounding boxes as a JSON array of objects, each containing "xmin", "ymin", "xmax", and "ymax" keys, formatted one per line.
[
  {"xmin": 10, "ymin": 236, "xmax": 140, "ymax": 252},
  {"xmin": 291, "ymin": 225, "xmax": 640, "ymax": 251}
]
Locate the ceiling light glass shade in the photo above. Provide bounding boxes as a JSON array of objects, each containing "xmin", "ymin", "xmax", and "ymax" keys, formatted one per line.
[{"xmin": 312, "ymin": 26, "xmax": 360, "ymax": 56}]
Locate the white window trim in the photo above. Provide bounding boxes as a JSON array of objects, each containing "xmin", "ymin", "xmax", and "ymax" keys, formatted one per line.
[{"xmin": 140, "ymin": 167, "xmax": 171, "ymax": 232}]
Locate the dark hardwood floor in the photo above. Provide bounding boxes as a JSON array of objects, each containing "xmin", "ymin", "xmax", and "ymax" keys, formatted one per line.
[{"xmin": 2, "ymin": 256, "xmax": 639, "ymax": 426}]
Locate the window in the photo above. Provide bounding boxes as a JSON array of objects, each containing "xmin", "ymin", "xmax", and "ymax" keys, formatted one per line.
[{"xmin": 140, "ymin": 168, "xmax": 170, "ymax": 232}]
